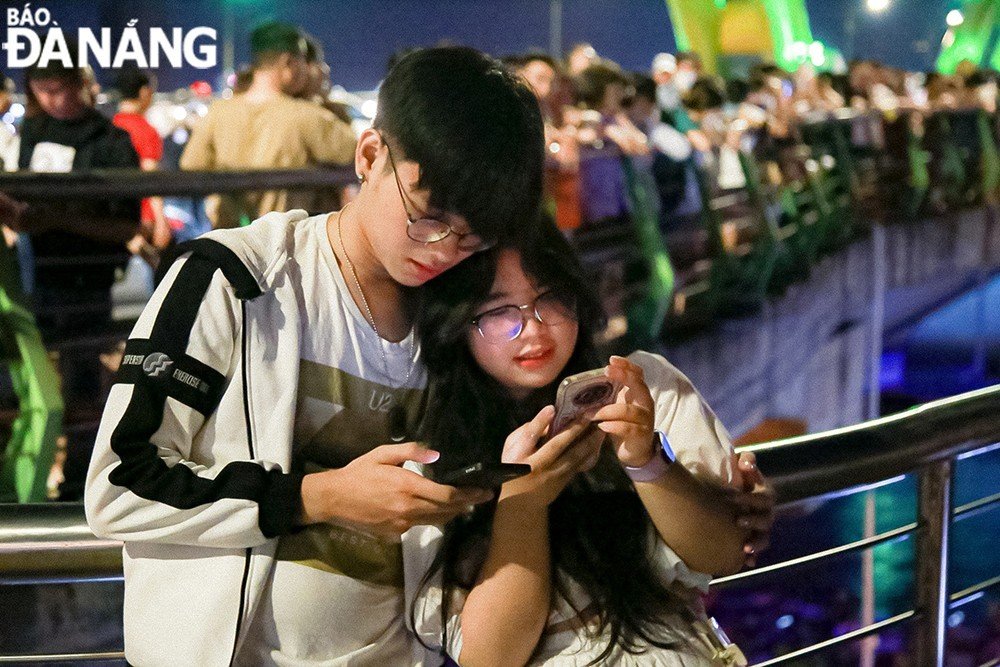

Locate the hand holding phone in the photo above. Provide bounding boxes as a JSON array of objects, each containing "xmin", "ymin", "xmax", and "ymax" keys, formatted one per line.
[{"xmin": 550, "ymin": 369, "xmax": 622, "ymax": 436}]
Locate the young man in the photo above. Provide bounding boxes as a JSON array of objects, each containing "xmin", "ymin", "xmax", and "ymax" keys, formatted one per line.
[
  {"xmin": 180, "ymin": 22, "xmax": 356, "ymax": 229},
  {"xmin": 113, "ymin": 67, "xmax": 172, "ymax": 252},
  {"xmin": 0, "ymin": 56, "xmax": 140, "ymax": 333},
  {"xmin": 85, "ymin": 46, "xmax": 545, "ymax": 666}
]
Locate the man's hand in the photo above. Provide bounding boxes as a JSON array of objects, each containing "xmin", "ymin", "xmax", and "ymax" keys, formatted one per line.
[
  {"xmin": 299, "ymin": 442, "xmax": 493, "ymax": 537},
  {"xmin": 730, "ymin": 451, "xmax": 776, "ymax": 567}
]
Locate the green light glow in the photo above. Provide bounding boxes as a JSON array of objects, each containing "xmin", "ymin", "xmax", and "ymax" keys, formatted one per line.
[{"xmin": 937, "ymin": 0, "xmax": 998, "ymax": 73}]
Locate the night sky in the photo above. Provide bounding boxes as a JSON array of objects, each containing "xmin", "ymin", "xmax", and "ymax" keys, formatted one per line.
[{"xmin": 0, "ymin": 0, "xmax": 964, "ymax": 92}]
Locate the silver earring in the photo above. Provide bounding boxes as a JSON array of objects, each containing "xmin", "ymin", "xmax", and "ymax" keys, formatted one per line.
[{"xmin": 357, "ymin": 173, "xmax": 365, "ymax": 184}]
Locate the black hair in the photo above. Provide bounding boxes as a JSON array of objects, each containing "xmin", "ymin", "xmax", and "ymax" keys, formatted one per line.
[
  {"xmin": 725, "ymin": 78, "xmax": 749, "ymax": 105},
  {"xmin": 24, "ymin": 41, "xmax": 85, "ymax": 118},
  {"xmin": 683, "ymin": 77, "xmax": 724, "ymax": 112},
  {"xmin": 302, "ymin": 33, "xmax": 324, "ymax": 64},
  {"xmin": 631, "ymin": 72, "xmax": 657, "ymax": 103},
  {"xmin": 413, "ymin": 215, "xmax": 694, "ymax": 664},
  {"xmin": 748, "ymin": 62, "xmax": 782, "ymax": 92},
  {"xmin": 25, "ymin": 39, "xmax": 83, "ymax": 87},
  {"xmin": 676, "ymin": 51, "xmax": 701, "ymax": 67},
  {"xmin": 505, "ymin": 50, "xmax": 558, "ymax": 72},
  {"xmin": 114, "ymin": 67, "xmax": 151, "ymax": 100},
  {"xmin": 374, "ymin": 46, "xmax": 545, "ymax": 246},
  {"xmin": 965, "ymin": 69, "xmax": 997, "ymax": 89},
  {"xmin": 250, "ymin": 22, "xmax": 306, "ymax": 68},
  {"xmin": 385, "ymin": 47, "xmax": 418, "ymax": 75},
  {"xmin": 574, "ymin": 61, "xmax": 630, "ymax": 110}
]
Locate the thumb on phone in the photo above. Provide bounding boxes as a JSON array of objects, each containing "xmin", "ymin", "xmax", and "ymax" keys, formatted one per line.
[
  {"xmin": 530, "ymin": 405, "xmax": 556, "ymax": 435},
  {"xmin": 368, "ymin": 442, "xmax": 441, "ymax": 466}
]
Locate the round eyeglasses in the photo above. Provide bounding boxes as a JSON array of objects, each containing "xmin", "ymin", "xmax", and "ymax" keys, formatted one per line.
[
  {"xmin": 381, "ymin": 135, "xmax": 495, "ymax": 253},
  {"xmin": 471, "ymin": 290, "xmax": 578, "ymax": 343}
]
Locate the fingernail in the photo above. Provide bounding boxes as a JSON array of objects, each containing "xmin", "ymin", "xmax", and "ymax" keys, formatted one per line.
[
  {"xmin": 424, "ymin": 450, "xmax": 441, "ymax": 463},
  {"xmin": 745, "ymin": 545, "xmax": 756, "ymax": 555},
  {"xmin": 610, "ymin": 355, "xmax": 626, "ymax": 363}
]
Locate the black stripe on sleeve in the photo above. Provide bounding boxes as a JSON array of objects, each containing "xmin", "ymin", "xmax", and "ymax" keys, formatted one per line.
[
  {"xmin": 106, "ymin": 255, "xmax": 302, "ymax": 539},
  {"xmin": 116, "ymin": 339, "xmax": 227, "ymax": 417},
  {"xmin": 156, "ymin": 239, "xmax": 263, "ymax": 300}
]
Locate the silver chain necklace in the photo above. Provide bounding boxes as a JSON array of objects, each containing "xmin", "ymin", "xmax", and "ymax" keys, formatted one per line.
[{"xmin": 335, "ymin": 209, "xmax": 415, "ymax": 441}]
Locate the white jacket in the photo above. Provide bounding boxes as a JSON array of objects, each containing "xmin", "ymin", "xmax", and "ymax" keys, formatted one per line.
[{"xmin": 86, "ymin": 210, "xmax": 315, "ymax": 666}]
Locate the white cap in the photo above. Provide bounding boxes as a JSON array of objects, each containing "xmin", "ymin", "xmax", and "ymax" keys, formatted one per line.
[{"xmin": 652, "ymin": 52, "xmax": 677, "ymax": 75}]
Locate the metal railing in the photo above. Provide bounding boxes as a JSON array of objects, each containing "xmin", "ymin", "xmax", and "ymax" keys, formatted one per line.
[
  {"xmin": 708, "ymin": 384, "xmax": 1000, "ymax": 666},
  {"xmin": 0, "ymin": 166, "xmax": 358, "ymax": 200},
  {"xmin": 0, "ymin": 385, "xmax": 998, "ymax": 664}
]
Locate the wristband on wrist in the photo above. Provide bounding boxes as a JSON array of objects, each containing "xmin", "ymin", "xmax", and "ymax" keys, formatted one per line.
[{"xmin": 624, "ymin": 430, "xmax": 676, "ymax": 483}]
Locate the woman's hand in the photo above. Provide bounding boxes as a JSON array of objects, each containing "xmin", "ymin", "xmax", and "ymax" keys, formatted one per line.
[
  {"xmin": 730, "ymin": 451, "xmax": 776, "ymax": 567},
  {"xmin": 593, "ymin": 355, "xmax": 657, "ymax": 468},
  {"xmin": 500, "ymin": 405, "xmax": 604, "ymax": 507}
]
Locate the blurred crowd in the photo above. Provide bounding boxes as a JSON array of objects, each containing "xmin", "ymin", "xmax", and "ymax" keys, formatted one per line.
[
  {"xmin": 4, "ymin": 30, "xmax": 1000, "ymax": 259},
  {"xmin": 499, "ymin": 43, "xmax": 1000, "ymax": 233}
]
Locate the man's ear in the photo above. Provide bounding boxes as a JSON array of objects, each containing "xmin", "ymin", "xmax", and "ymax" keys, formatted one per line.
[{"xmin": 354, "ymin": 128, "xmax": 383, "ymax": 182}]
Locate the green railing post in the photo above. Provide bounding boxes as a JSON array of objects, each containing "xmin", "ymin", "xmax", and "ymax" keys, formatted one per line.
[
  {"xmin": 0, "ymin": 240, "xmax": 63, "ymax": 503},
  {"xmin": 621, "ymin": 156, "xmax": 674, "ymax": 347}
]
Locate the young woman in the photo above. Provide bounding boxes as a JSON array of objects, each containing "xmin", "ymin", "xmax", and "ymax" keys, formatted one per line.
[{"xmin": 408, "ymin": 220, "xmax": 767, "ymax": 666}]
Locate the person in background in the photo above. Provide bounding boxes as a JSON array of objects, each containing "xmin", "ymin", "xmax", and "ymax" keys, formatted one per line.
[
  {"xmin": 0, "ymin": 73, "xmax": 18, "ymax": 172},
  {"xmin": 300, "ymin": 33, "xmax": 354, "ymax": 126},
  {"xmin": 0, "ymin": 51, "xmax": 140, "ymax": 500},
  {"xmin": 573, "ymin": 61, "xmax": 649, "ymax": 226},
  {"xmin": 0, "ymin": 52, "xmax": 139, "ymax": 334},
  {"xmin": 508, "ymin": 51, "xmax": 583, "ymax": 230},
  {"xmin": 180, "ymin": 21, "xmax": 356, "ymax": 229},
  {"xmin": 113, "ymin": 67, "xmax": 171, "ymax": 261},
  {"xmin": 628, "ymin": 73, "xmax": 692, "ymax": 222},
  {"xmin": 674, "ymin": 52, "xmax": 702, "ymax": 97},
  {"xmin": 575, "ymin": 61, "xmax": 649, "ymax": 155},
  {"xmin": 683, "ymin": 78, "xmax": 733, "ymax": 148},
  {"xmin": 652, "ymin": 52, "xmax": 683, "ymax": 124},
  {"xmin": 566, "ymin": 42, "xmax": 599, "ymax": 77},
  {"xmin": 298, "ymin": 34, "xmax": 356, "ymax": 211},
  {"xmin": 746, "ymin": 63, "xmax": 795, "ymax": 139}
]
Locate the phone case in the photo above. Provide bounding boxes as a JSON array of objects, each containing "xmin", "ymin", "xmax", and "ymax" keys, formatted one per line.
[
  {"xmin": 551, "ymin": 369, "xmax": 622, "ymax": 435},
  {"xmin": 436, "ymin": 462, "xmax": 531, "ymax": 488}
]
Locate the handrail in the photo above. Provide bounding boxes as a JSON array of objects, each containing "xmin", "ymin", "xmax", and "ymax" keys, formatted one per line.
[
  {"xmin": 0, "ymin": 166, "xmax": 358, "ymax": 200},
  {"xmin": 1, "ymin": 385, "xmax": 997, "ymax": 585},
  {"xmin": 711, "ymin": 521, "xmax": 918, "ymax": 587},
  {"xmin": 745, "ymin": 383, "xmax": 1000, "ymax": 503}
]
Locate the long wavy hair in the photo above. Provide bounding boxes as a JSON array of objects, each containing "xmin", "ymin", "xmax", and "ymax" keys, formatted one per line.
[{"xmin": 413, "ymin": 218, "xmax": 694, "ymax": 663}]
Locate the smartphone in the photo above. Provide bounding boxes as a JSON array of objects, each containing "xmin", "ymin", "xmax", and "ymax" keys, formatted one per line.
[
  {"xmin": 550, "ymin": 369, "xmax": 622, "ymax": 436},
  {"xmin": 434, "ymin": 462, "xmax": 531, "ymax": 488}
]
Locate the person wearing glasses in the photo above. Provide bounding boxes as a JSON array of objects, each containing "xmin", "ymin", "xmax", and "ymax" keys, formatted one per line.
[
  {"xmin": 407, "ymin": 218, "xmax": 771, "ymax": 665},
  {"xmin": 85, "ymin": 47, "xmax": 545, "ymax": 666}
]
